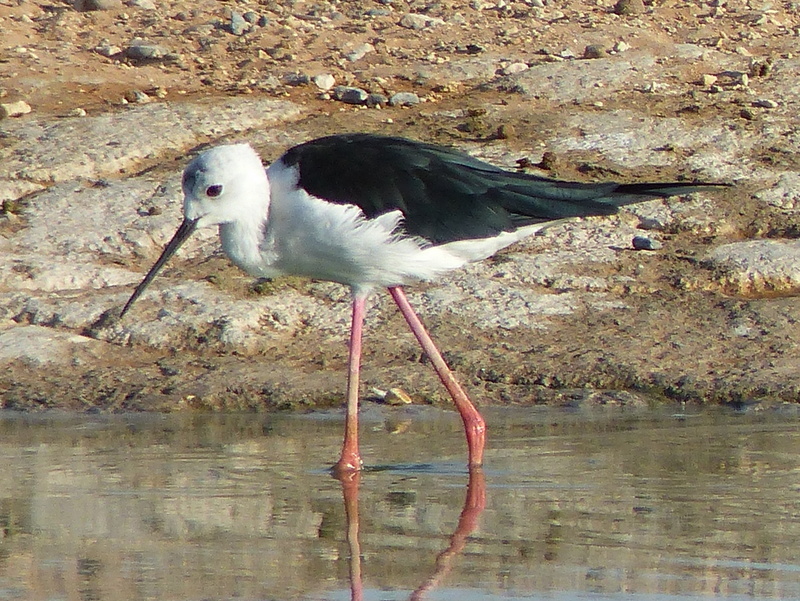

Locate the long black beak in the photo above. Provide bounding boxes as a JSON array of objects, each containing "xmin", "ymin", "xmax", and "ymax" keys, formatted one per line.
[{"xmin": 120, "ymin": 217, "xmax": 199, "ymax": 318}]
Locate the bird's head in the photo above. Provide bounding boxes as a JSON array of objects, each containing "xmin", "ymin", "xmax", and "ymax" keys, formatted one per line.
[
  {"xmin": 120, "ymin": 143, "xmax": 268, "ymax": 318},
  {"xmin": 182, "ymin": 143, "xmax": 269, "ymax": 227}
]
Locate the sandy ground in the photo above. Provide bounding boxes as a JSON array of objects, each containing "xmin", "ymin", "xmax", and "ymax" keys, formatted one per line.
[{"xmin": 2, "ymin": 0, "xmax": 800, "ymax": 412}]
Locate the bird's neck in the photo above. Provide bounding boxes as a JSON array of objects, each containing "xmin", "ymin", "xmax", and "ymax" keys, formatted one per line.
[{"xmin": 218, "ymin": 189, "xmax": 278, "ymax": 278}]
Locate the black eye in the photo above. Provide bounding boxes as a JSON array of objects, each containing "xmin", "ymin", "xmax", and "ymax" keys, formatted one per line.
[{"xmin": 206, "ymin": 184, "xmax": 223, "ymax": 198}]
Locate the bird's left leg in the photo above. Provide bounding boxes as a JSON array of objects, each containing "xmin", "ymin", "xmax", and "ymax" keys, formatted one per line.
[
  {"xmin": 333, "ymin": 292, "xmax": 367, "ymax": 474},
  {"xmin": 388, "ymin": 286, "xmax": 486, "ymax": 467}
]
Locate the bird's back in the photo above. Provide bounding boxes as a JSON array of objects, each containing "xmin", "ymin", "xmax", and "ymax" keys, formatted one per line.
[{"xmin": 280, "ymin": 133, "xmax": 714, "ymax": 245}]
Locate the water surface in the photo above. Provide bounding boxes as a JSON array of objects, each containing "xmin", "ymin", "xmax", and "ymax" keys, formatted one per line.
[{"xmin": 0, "ymin": 406, "xmax": 798, "ymax": 600}]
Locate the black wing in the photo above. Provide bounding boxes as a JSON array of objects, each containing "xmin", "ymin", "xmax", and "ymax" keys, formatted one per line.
[{"xmin": 281, "ymin": 133, "xmax": 717, "ymax": 245}]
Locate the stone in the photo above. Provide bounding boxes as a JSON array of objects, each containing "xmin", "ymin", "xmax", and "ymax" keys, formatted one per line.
[
  {"xmin": 332, "ymin": 86, "xmax": 369, "ymax": 104},
  {"xmin": 229, "ymin": 11, "xmax": 248, "ymax": 35},
  {"xmin": 583, "ymin": 44, "xmax": 608, "ymax": 59},
  {"xmin": 125, "ymin": 40, "xmax": 169, "ymax": 61},
  {"xmin": 0, "ymin": 100, "xmax": 32, "ymax": 119},
  {"xmin": 388, "ymin": 92, "xmax": 420, "ymax": 106},
  {"xmin": 345, "ymin": 43, "xmax": 374, "ymax": 62},
  {"xmin": 614, "ymin": 0, "xmax": 645, "ymax": 15},
  {"xmin": 312, "ymin": 73, "xmax": 336, "ymax": 91},
  {"xmin": 706, "ymin": 240, "xmax": 800, "ymax": 295},
  {"xmin": 74, "ymin": 0, "xmax": 122, "ymax": 11},
  {"xmin": 632, "ymin": 235, "xmax": 662, "ymax": 251},
  {"xmin": 399, "ymin": 13, "xmax": 445, "ymax": 30}
]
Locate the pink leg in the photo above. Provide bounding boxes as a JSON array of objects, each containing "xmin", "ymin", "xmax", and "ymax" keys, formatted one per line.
[
  {"xmin": 388, "ymin": 286, "xmax": 486, "ymax": 467},
  {"xmin": 333, "ymin": 294, "xmax": 367, "ymax": 474}
]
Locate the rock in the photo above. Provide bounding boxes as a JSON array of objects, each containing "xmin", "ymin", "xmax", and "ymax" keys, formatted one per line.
[
  {"xmin": 388, "ymin": 92, "xmax": 420, "ymax": 107},
  {"xmin": 614, "ymin": 0, "xmax": 645, "ymax": 15},
  {"xmin": 701, "ymin": 74, "xmax": 718, "ymax": 86},
  {"xmin": 399, "ymin": 13, "xmax": 445, "ymax": 30},
  {"xmin": 345, "ymin": 43, "xmax": 374, "ymax": 62},
  {"xmin": 332, "ymin": 86, "xmax": 369, "ymax": 104},
  {"xmin": 632, "ymin": 235, "xmax": 662, "ymax": 251},
  {"xmin": 127, "ymin": 0, "xmax": 156, "ymax": 9},
  {"xmin": 229, "ymin": 11, "xmax": 248, "ymax": 35},
  {"xmin": 283, "ymin": 73, "xmax": 311, "ymax": 86},
  {"xmin": 123, "ymin": 89, "xmax": 151, "ymax": 104},
  {"xmin": 706, "ymin": 240, "xmax": 800, "ymax": 295},
  {"xmin": 753, "ymin": 98, "xmax": 778, "ymax": 108},
  {"xmin": 0, "ymin": 100, "xmax": 32, "ymax": 119},
  {"xmin": 583, "ymin": 44, "xmax": 608, "ymax": 59},
  {"xmin": 312, "ymin": 73, "xmax": 336, "ymax": 91},
  {"xmin": 366, "ymin": 93, "xmax": 389, "ymax": 107},
  {"xmin": 74, "ymin": 0, "xmax": 122, "ymax": 11},
  {"xmin": 242, "ymin": 11, "xmax": 259, "ymax": 24},
  {"xmin": 125, "ymin": 40, "xmax": 169, "ymax": 62},
  {"xmin": 502, "ymin": 62, "xmax": 529, "ymax": 75},
  {"xmin": 0, "ymin": 326, "xmax": 101, "ymax": 367},
  {"xmin": 95, "ymin": 43, "xmax": 123, "ymax": 57}
]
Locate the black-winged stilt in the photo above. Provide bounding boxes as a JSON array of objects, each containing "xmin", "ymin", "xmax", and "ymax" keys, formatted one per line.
[{"xmin": 121, "ymin": 133, "xmax": 717, "ymax": 473}]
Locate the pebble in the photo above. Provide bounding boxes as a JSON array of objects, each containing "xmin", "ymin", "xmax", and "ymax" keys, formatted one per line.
[
  {"xmin": 125, "ymin": 40, "xmax": 169, "ymax": 61},
  {"xmin": 366, "ymin": 92, "xmax": 389, "ymax": 107},
  {"xmin": 229, "ymin": 11, "xmax": 248, "ymax": 35},
  {"xmin": 283, "ymin": 73, "xmax": 311, "ymax": 86},
  {"xmin": 74, "ymin": 0, "xmax": 123, "ymax": 11},
  {"xmin": 332, "ymin": 85, "xmax": 369, "ymax": 104},
  {"xmin": 345, "ymin": 43, "xmax": 374, "ymax": 62},
  {"xmin": 127, "ymin": 0, "xmax": 156, "ymax": 9},
  {"xmin": 124, "ymin": 89, "xmax": 151, "ymax": 104},
  {"xmin": 753, "ymin": 98, "xmax": 778, "ymax": 108},
  {"xmin": 0, "ymin": 100, "xmax": 32, "ymax": 118},
  {"xmin": 399, "ymin": 13, "xmax": 445, "ymax": 30},
  {"xmin": 632, "ymin": 235, "xmax": 662, "ymax": 251},
  {"xmin": 312, "ymin": 73, "xmax": 336, "ymax": 91},
  {"xmin": 388, "ymin": 92, "xmax": 420, "ymax": 107},
  {"xmin": 242, "ymin": 11, "xmax": 259, "ymax": 24},
  {"xmin": 95, "ymin": 43, "xmax": 123, "ymax": 57},
  {"xmin": 583, "ymin": 44, "xmax": 608, "ymax": 59},
  {"xmin": 614, "ymin": 0, "xmax": 645, "ymax": 15},
  {"xmin": 502, "ymin": 62, "xmax": 529, "ymax": 75},
  {"xmin": 701, "ymin": 74, "xmax": 718, "ymax": 86}
]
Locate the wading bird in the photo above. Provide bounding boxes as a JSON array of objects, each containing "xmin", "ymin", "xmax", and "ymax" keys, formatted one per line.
[{"xmin": 121, "ymin": 133, "xmax": 716, "ymax": 473}]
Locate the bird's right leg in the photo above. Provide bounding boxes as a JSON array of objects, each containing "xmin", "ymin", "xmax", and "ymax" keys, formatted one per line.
[{"xmin": 333, "ymin": 293, "xmax": 367, "ymax": 474}]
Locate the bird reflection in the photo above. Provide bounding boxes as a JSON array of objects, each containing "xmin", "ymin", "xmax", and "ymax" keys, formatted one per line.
[{"xmin": 334, "ymin": 468, "xmax": 486, "ymax": 601}]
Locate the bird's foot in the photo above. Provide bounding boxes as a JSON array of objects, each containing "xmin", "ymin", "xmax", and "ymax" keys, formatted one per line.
[{"xmin": 331, "ymin": 452, "xmax": 363, "ymax": 479}]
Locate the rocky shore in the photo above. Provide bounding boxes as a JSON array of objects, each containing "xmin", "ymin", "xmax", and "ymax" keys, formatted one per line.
[{"xmin": 2, "ymin": 0, "xmax": 800, "ymax": 411}]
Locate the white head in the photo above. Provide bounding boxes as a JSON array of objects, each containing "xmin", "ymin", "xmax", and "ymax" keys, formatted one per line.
[
  {"xmin": 181, "ymin": 143, "xmax": 270, "ymax": 227},
  {"xmin": 121, "ymin": 143, "xmax": 269, "ymax": 317}
]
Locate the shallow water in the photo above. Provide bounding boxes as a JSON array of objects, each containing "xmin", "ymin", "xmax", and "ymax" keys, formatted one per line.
[{"xmin": 0, "ymin": 405, "xmax": 798, "ymax": 601}]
